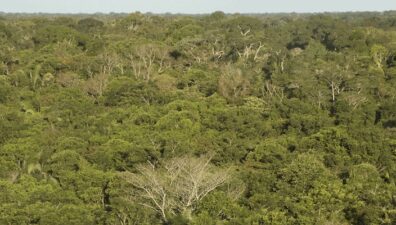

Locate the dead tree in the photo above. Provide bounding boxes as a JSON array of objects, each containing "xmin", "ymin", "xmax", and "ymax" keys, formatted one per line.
[
  {"xmin": 211, "ymin": 38, "xmax": 226, "ymax": 61},
  {"xmin": 218, "ymin": 65, "xmax": 251, "ymax": 100},
  {"xmin": 261, "ymin": 81, "xmax": 284, "ymax": 103},
  {"xmin": 238, "ymin": 25, "xmax": 251, "ymax": 36},
  {"xmin": 128, "ymin": 45, "xmax": 170, "ymax": 81},
  {"xmin": 253, "ymin": 42, "xmax": 265, "ymax": 62},
  {"xmin": 120, "ymin": 155, "xmax": 229, "ymax": 222},
  {"xmin": 315, "ymin": 67, "xmax": 347, "ymax": 103},
  {"xmin": 84, "ymin": 73, "xmax": 110, "ymax": 97}
]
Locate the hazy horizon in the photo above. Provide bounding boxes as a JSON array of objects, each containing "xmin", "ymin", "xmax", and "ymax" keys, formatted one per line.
[{"xmin": 1, "ymin": 0, "xmax": 395, "ymax": 14}]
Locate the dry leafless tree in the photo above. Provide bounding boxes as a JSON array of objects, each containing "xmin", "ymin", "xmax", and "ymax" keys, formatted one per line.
[{"xmin": 120, "ymin": 155, "xmax": 229, "ymax": 222}]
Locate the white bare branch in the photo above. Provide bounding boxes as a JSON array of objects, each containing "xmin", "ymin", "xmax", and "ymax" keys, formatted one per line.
[{"xmin": 120, "ymin": 155, "xmax": 229, "ymax": 221}]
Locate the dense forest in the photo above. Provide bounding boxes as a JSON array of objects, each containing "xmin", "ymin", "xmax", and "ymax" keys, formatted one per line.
[{"xmin": 0, "ymin": 11, "xmax": 396, "ymax": 225}]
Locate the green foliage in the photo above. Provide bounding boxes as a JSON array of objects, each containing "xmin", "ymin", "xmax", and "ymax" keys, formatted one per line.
[
  {"xmin": 0, "ymin": 12, "xmax": 395, "ymax": 225},
  {"xmin": 76, "ymin": 18, "xmax": 104, "ymax": 33}
]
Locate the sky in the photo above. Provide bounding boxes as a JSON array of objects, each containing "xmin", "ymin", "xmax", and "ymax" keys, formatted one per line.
[{"xmin": 0, "ymin": 0, "xmax": 395, "ymax": 14}]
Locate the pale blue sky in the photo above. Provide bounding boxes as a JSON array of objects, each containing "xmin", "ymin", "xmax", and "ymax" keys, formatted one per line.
[{"xmin": 1, "ymin": 0, "xmax": 395, "ymax": 14}]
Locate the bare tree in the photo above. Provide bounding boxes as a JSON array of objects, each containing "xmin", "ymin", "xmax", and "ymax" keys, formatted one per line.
[
  {"xmin": 84, "ymin": 73, "xmax": 110, "ymax": 97},
  {"xmin": 218, "ymin": 65, "xmax": 251, "ymax": 100},
  {"xmin": 56, "ymin": 72, "xmax": 80, "ymax": 88},
  {"xmin": 211, "ymin": 38, "xmax": 226, "ymax": 61},
  {"xmin": 127, "ymin": 44, "xmax": 170, "ymax": 81},
  {"xmin": 178, "ymin": 38, "xmax": 212, "ymax": 64},
  {"xmin": 261, "ymin": 81, "xmax": 284, "ymax": 103},
  {"xmin": 122, "ymin": 161, "xmax": 169, "ymax": 220},
  {"xmin": 328, "ymin": 77, "xmax": 344, "ymax": 103},
  {"xmin": 120, "ymin": 155, "xmax": 229, "ymax": 222},
  {"xmin": 344, "ymin": 94, "xmax": 368, "ymax": 110},
  {"xmin": 274, "ymin": 49, "xmax": 287, "ymax": 73},
  {"xmin": 370, "ymin": 44, "xmax": 388, "ymax": 69},
  {"xmin": 315, "ymin": 66, "xmax": 349, "ymax": 103},
  {"xmin": 237, "ymin": 25, "xmax": 251, "ymax": 36},
  {"xmin": 253, "ymin": 42, "xmax": 266, "ymax": 62},
  {"xmin": 100, "ymin": 51, "xmax": 120, "ymax": 75},
  {"xmin": 236, "ymin": 42, "xmax": 266, "ymax": 63}
]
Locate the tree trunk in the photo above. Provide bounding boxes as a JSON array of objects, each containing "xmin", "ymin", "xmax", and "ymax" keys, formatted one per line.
[{"xmin": 182, "ymin": 208, "xmax": 192, "ymax": 221}]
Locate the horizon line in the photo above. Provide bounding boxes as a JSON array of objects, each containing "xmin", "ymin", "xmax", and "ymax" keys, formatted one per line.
[{"xmin": 1, "ymin": 10, "xmax": 395, "ymax": 15}]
